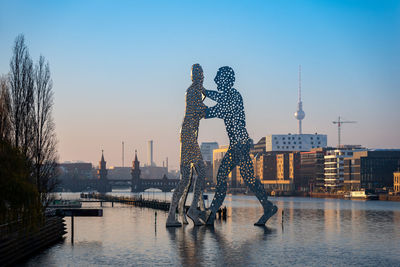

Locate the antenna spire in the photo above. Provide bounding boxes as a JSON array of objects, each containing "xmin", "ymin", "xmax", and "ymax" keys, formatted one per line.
[
  {"xmin": 294, "ymin": 64, "xmax": 305, "ymax": 134},
  {"xmin": 299, "ymin": 65, "xmax": 301, "ymax": 102}
]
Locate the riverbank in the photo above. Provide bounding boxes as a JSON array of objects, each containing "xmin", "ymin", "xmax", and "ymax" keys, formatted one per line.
[
  {"xmin": 309, "ymin": 192, "xmax": 400, "ymax": 201},
  {"xmin": 217, "ymin": 189, "xmax": 400, "ymax": 201},
  {"xmin": 22, "ymin": 193, "xmax": 400, "ymax": 266},
  {"xmin": 0, "ymin": 214, "xmax": 66, "ymax": 266}
]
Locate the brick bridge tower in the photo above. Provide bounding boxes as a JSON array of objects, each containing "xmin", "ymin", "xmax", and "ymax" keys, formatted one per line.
[
  {"xmin": 131, "ymin": 150, "xmax": 141, "ymax": 192},
  {"xmin": 97, "ymin": 150, "xmax": 110, "ymax": 192}
]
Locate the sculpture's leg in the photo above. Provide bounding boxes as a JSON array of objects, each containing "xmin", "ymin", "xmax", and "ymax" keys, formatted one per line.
[
  {"xmin": 206, "ymin": 149, "xmax": 236, "ymax": 225},
  {"xmin": 198, "ymin": 186, "xmax": 206, "ymax": 211},
  {"xmin": 178, "ymin": 165, "xmax": 193, "ymax": 224},
  {"xmin": 239, "ymin": 152, "xmax": 277, "ymax": 226},
  {"xmin": 187, "ymin": 160, "xmax": 206, "ymax": 226},
  {"xmin": 166, "ymin": 165, "xmax": 191, "ymax": 227}
]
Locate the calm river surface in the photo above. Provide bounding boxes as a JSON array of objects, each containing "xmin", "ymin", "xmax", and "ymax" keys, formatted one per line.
[{"xmin": 24, "ymin": 192, "xmax": 400, "ymax": 266}]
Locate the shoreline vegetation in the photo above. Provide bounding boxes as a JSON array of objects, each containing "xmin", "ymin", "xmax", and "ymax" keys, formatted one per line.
[{"xmin": 0, "ymin": 34, "xmax": 59, "ymax": 266}]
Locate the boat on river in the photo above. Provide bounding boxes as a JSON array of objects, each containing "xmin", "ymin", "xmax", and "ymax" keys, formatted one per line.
[{"xmin": 344, "ymin": 190, "xmax": 378, "ymax": 200}]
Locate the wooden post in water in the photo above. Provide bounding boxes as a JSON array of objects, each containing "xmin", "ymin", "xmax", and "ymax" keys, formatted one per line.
[{"xmin": 71, "ymin": 215, "xmax": 74, "ymax": 244}]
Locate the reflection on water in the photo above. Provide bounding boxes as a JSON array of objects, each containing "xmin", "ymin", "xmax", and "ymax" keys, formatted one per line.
[{"xmin": 24, "ymin": 193, "xmax": 400, "ymax": 266}]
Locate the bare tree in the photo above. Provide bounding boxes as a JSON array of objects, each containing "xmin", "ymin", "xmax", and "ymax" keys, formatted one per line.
[
  {"xmin": 0, "ymin": 76, "xmax": 12, "ymax": 141},
  {"xmin": 8, "ymin": 34, "xmax": 35, "ymax": 158},
  {"xmin": 7, "ymin": 34, "xmax": 58, "ymax": 206},
  {"xmin": 33, "ymin": 56, "xmax": 58, "ymax": 205}
]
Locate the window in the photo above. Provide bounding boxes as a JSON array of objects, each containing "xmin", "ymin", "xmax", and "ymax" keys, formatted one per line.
[
  {"xmin": 288, "ymin": 142, "xmax": 291, "ymax": 144},
  {"xmin": 317, "ymin": 137, "xmax": 320, "ymax": 140},
  {"xmin": 276, "ymin": 141, "xmax": 279, "ymax": 144},
  {"xmin": 299, "ymin": 141, "xmax": 302, "ymax": 144},
  {"xmin": 277, "ymin": 146, "xmax": 280, "ymax": 149},
  {"xmin": 294, "ymin": 142, "xmax": 296, "ymax": 144},
  {"xmin": 318, "ymin": 142, "xmax": 320, "ymax": 144},
  {"xmin": 283, "ymin": 142, "xmax": 286, "ymax": 144},
  {"xmin": 311, "ymin": 142, "xmax": 313, "ymax": 144},
  {"xmin": 283, "ymin": 137, "xmax": 285, "ymax": 140},
  {"xmin": 298, "ymin": 137, "xmax": 301, "ymax": 140},
  {"xmin": 292, "ymin": 146, "xmax": 295, "ymax": 149},
  {"xmin": 299, "ymin": 146, "xmax": 302, "ymax": 149}
]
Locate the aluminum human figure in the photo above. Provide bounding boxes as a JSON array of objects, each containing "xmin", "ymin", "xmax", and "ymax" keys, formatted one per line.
[
  {"xmin": 166, "ymin": 64, "xmax": 207, "ymax": 227},
  {"xmin": 204, "ymin": 66, "xmax": 277, "ymax": 226}
]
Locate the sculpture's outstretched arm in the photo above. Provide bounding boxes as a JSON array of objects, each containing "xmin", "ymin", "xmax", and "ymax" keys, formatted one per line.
[
  {"xmin": 205, "ymin": 105, "xmax": 220, "ymax": 119},
  {"xmin": 205, "ymin": 90, "xmax": 221, "ymax": 102}
]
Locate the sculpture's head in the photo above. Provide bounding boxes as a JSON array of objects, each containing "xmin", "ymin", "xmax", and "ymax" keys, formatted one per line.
[
  {"xmin": 191, "ymin": 63, "xmax": 204, "ymax": 84},
  {"xmin": 214, "ymin": 66, "xmax": 235, "ymax": 91}
]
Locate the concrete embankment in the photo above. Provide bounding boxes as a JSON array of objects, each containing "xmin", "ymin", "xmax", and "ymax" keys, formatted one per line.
[
  {"xmin": 0, "ymin": 215, "xmax": 66, "ymax": 266},
  {"xmin": 309, "ymin": 192, "xmax": 345, "ymax": 199},
  {"xmin": 307, "ymin": 192, "xmax": 400, "ymax": 201},
  {"xmin": 379, "ymin": 195, "xmax": 400, "ymax": 201}
]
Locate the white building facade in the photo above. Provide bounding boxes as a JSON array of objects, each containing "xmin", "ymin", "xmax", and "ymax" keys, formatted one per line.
[{"xmin": 265, "ymin": 134, "xmax": 327, "ymax": 152}]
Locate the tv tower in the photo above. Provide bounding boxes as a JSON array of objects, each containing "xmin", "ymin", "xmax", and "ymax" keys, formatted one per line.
[{"xmin": 294, "ymin": 65, "xmax": 305, "ymax": 134}]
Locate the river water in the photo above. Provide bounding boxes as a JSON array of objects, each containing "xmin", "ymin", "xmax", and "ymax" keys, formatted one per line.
[{"xmin": 24, "ymin": 192, "xmax": 400, "ymax": 266}]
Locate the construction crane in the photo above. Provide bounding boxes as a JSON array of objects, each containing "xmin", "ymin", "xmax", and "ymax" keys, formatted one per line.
[{"xmin": 332, "ymin": 116, "xmax": 357, "ymax": 148}]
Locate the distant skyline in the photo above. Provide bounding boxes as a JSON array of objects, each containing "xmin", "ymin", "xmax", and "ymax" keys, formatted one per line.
[{"xmin": 1, "ymin": 0, "xmax": 399, "ymax": 170}]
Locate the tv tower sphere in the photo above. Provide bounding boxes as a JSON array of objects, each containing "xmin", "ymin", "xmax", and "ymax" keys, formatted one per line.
[{"xmin": 295, "ymin": 108, "xmax": 305, "ymax": 120}]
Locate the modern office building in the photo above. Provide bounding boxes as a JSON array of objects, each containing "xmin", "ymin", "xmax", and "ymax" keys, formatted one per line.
[
  {"xmin": 277, "ymin": 154, "xmax": 289, "ymax": 180},
  {"xmin": 300, "ymin": 148, "xmax": 326, "ymax": 191},
  {"xmin": 252, "ymin": 152, "xmax": 277, "ymax": 181},
  {"xmin": 200, "ymin": 142, "xmax": 219, "ymax": 162},
  {"xmin": 324, "ymin": 147, "xmax": 365, "ymax": 190},
  {"xmin": 255, "ymin": 151, "xmax": 300, "ymax": 192},
  {"xmin": 251, "ymin": 137, "xmax": 267, "ymax": 154},
  {"xmin": 265, "ymin": 134, "xmax": 327, "ymax": 152},
  {"xmin": 394, "ymin": 171, "xmax": 400, "ymax": 194},
  {"xmin": 343, "ymin": 150, "xmax": 400, "ymax": 191}
]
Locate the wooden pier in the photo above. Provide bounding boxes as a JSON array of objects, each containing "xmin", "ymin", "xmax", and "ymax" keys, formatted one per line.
[
  {"xmin": 83, "ymin": 193, "xmax": 174, "ymax": 211},
  {"xmin": 82, "ymin": 193, "xmax": 227, "ymax": 219}
]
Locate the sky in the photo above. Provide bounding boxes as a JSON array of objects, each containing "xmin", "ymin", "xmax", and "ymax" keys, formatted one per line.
[{"xmin": 0, "ymin": 0, "xmax": 399, "ymax": 170}]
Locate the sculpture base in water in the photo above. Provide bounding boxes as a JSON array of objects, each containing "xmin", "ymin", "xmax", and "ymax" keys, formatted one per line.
[{"xmin": 254, "ymin": 206, "xmax": 278, "ymax": 226}]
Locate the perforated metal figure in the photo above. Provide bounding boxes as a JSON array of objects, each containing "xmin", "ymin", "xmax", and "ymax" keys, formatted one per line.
[
  {"xmin": 205, "ymin": 66, "xmax": 277, "ymax": 226},
  {"xmin": 166, "ymin": 64, "xmax": 207, "ymax": 227}
]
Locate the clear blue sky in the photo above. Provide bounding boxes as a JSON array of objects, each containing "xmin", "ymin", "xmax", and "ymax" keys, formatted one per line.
[{"xmin": 1, "ymin": 0, "xmax": 399, "ymax": 169}]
